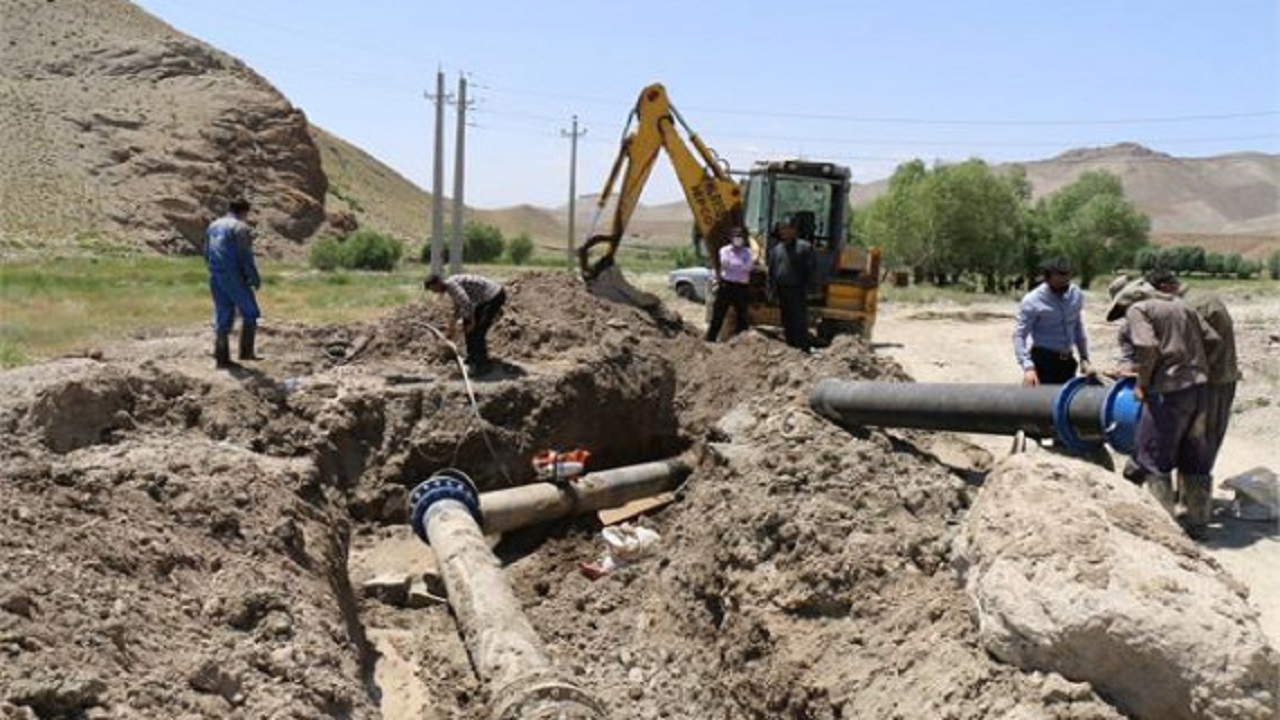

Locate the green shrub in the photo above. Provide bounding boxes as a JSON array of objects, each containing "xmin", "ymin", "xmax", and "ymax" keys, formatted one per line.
[
  {"xmin": 672, "ymin": 245, "xmax": 700, "ymax": 269},
  {"xmin": 309, "ymin": 236, "xmax": 344, "ymax": 271},
  {"xmin": 1269, "ymin": 250, "xmax": 1280, "ymax": 280},
  {"xmin": 420, "ymin": 239, "xmax": 439, "ymax": 265},
  {"xmin": 1236, "ymin": 259, "xmax": 1263, "ymax": 280},
  {"xmin": 1134, "ymin": 247, "xmax": 1160, "ymax": 272},
  {"xmin": 310, "ymin": 230, "xmax": 403, "ymax": 272},
  {"xmin": 342, "ymin": 229, "xmax": 403, "ymax": 271},
  {"xmin": 464, "ymin": 222, "xmax": 505, "ymax": 263},
  {"xmin": 507, "ymin": 233, "xmax": 535, "ymax": 265},
  {"xmin": 1203, "ymin": 252, "xmax": 1225, "ymax": 276}
]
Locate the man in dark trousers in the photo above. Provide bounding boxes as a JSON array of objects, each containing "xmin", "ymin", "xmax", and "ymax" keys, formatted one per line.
[
  {"xmin": 203, "ymin": 197, "xmax": 260, "ymax": 369},
  {"xmin": 1012, "ymin": 257, "xmax": 1091, "ymax": 385},
  {"xmin": 1107, "ymin": 279, "xmax": 1220, "ymax": 537},
  {"xmin": 1146, "ymin": 268, "xmax": 1240, "ymax": 473},
  {"xmin": 705, "ymin": 226, "xmax": 753, "ymax": 342},
  {"xmin": 767, "ymin": 219, "xmax": 814, "ymax": 352},
  {"xmin": 425, "ymin": 272, "xmax": 506, "ymax": 374}
]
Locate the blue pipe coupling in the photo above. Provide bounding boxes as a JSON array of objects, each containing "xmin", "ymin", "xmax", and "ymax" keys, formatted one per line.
[
  {"xmin": 409, "ymin": 468, "xmax": 483, "ymax": 544},
  {"xmin": 1050, "ymin": 376, "xmax": 1141, "ymax": 455}
]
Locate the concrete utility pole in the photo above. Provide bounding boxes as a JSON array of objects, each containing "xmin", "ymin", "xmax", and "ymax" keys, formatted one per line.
[
  {"xmin": 450, "ymin": 74, "xmax": 470, "ymax": 275},
  {"xmin": 426, "ymin": 69, "xmax": 451, "ymax": 276},
  {"xmin": 560, "ymin": 115, "xmax": 587, "ymax": 269}
]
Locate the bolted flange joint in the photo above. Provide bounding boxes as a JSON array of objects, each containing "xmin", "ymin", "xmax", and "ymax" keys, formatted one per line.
[
  {"xmin": 409, "ymin": 468, "xmax": 483, "ymax": 544},
  {"xmin": 1100, "ymin": 376, "xmax": 1141, "ymax": 456}
]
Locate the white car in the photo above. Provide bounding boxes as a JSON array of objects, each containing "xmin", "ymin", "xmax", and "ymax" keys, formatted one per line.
[{"xmin": 667, "ymin": 266, "xmax": 712, "ymax": 302}]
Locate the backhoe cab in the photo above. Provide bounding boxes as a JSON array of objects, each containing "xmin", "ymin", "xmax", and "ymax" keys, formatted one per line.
[{"xmin": 579, "ymin": 83, "xmax": 880, "ymax": 340}]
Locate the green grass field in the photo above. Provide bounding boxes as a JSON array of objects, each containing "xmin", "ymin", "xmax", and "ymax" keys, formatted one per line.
[{"xmin": 0, "ymin": 256, "xmax": 547, "ymax": 367}]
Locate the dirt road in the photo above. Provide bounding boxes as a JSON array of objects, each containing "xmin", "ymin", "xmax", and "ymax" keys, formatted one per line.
[{"xmin": 872, "ymin": 290, "xmax": 1280, "ymax": 647}]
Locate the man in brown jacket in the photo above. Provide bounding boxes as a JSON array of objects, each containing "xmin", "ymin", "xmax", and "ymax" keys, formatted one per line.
[
  {"xmin": 1107, "ymin": 281, "xmax": 1220, "ymax": 537},
  {"xmin": 1146, "ymin": 269, "xmax": 1240, "ymax": 470}
]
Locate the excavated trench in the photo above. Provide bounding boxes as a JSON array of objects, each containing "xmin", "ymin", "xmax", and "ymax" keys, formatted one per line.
[{"xmin": 5, "ymin": 271, "xmax": 1218, "ymax": 720}]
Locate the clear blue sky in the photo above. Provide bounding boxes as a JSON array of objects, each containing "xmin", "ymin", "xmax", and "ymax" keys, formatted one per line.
[{"xmin": 133, "ymin": 0, "xmax": 1280, "ymax": 210}]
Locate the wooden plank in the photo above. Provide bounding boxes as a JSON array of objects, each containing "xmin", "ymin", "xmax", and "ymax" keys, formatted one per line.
[{"xmin": 597, "ymin": 492, "xmax": 676, "ymax": 526}]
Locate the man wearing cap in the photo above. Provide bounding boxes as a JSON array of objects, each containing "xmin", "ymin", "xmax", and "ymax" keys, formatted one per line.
[
  {"xmin": 424, "ymin": 272, "xmax": 506, "ymax": 374},
  {"xmin": 1012, "ymin": 257, "xmax": 1091, "ymax": 386},
  {"xmin": 705, "ymin": 226, "xmax": 753, "ymax": 342},
  {"xmin": 1145, "ymin": 269, "xmax": 1240, "ymax": 473},
  {"xmin": 1106, "ymin": 278, "xmax": 1220, "ymax": 537},
  {"xmin": 204, "ymin": 197, "xmax": 261, "ymax": 369}
]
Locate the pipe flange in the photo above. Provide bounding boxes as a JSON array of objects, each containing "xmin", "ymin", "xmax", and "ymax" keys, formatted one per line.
[
  {"xmin": 409, "ymin": 468, "xmax": 482, "ymax": 544},
  {"xmin": 1051, "ymin": 376, "xmax": 1104, "ymax": 453},
  {"xmin": 489, "ymin": 673, "xmax": 606, "ymax": 720},
  {"xmin": 1100, "ymin": 376, "xmax": 1142, "ymax": 455}
]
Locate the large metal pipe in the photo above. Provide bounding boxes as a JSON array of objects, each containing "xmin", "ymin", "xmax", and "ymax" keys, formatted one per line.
[
  {"xmin": 810, "ymin": 377, "xmax": 1141, "ymax": 454},
  {"xmin": 407, "ymin": 457, "xmax": 691, "ymax": 719},
  {"xmin": 420, "ymin": 493, "xmax": 604, "ymax": 719},
  {"xmin": 479, "ymin": 457, "xmax": 691, "ymax": 535}
]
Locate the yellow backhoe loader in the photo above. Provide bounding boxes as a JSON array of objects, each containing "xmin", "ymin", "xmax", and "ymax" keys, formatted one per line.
[{"xmin": 578, "ymin": 83, "xmax": 880, "ymax": 340}]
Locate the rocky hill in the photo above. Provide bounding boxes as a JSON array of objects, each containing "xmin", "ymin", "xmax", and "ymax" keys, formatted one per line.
[{"xmin": 0, "ymin": 0, "xmax": 327, "ymax": 257}]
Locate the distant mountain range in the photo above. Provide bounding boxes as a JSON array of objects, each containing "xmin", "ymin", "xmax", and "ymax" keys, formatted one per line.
[{"xmin": 2, "ymin": 0, "xmax": 1275, "ymax": 259}]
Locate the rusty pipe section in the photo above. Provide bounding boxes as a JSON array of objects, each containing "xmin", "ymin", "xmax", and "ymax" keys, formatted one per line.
[
  {"xmin": 419, "ymin": 491, "xmax": 604, "ymax": 719},
  {"xmin": 479, "ymin": 457, "xmax": 691, "ymax": 535},
  {"xmin": 408, "ymin": 457, "xmax": 690, "ymax": 719}
]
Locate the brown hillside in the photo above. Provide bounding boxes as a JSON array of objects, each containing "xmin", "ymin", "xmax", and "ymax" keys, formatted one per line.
[
  {"xmin": 310, "ymin": 125, "xmax": 429, "ymax": 244},
  {"xmin": 565, "ymin": 194, "xmax": 699, "ymax": 248},
  {"xmin": 313, "ymin": 126, "xmax": 564, "ymax": 252},
  {"xmin": 0, "ymin": 0, "xmax": 327, "ymax": 257},
  {"xmin": 1019, "ymin": 144, "xmax": 1280, "ymax": 236}
]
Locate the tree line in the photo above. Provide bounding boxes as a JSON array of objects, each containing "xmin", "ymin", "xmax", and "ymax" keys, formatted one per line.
[
  {"xmin": 852, "ymin": 161, "xmax": 1152, "ymax": 290},
  {"xmin": 1134, "ymin": 245, "xmax": 1264, "ymax": 280}
]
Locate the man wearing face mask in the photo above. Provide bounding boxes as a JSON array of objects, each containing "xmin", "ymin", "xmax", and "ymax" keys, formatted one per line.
[
  {"xmin": 704, "ymin": 226, "xmax": 754, "ymax": 342},
  {"xmin": 1012, "ymin": 257, "xmax": 1091, "ymax": 386}
]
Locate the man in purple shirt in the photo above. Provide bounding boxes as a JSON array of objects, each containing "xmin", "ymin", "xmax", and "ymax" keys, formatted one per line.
[
  {"xmin": 425, "ymin": 272, "xmax": 506, "ymax": 374},
  {"xmin": 705, "ymin": 226, "xmax": 754, "ymax": 342},
  {"xmin": 1012, "ymin": 257, "xmax": 1091, "ymax": 385}
]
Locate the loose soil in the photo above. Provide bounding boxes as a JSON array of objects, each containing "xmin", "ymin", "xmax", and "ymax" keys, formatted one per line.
[{"xmin": 2, "ymin": 270, "xmax": 1274, "ymax": 719}]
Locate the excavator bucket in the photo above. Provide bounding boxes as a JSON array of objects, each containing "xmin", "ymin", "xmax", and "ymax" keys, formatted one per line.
[{"xmin": 584, "ymin": 265, "xmax": 683, "ymax": 333}]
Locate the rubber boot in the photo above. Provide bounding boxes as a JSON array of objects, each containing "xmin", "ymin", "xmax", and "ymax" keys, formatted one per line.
[
  {"xmin": 239, "ymin": 324, "xmax": 259, "ymax": 361},
  {"xmin": 1180, "ymin": 474, "xmax": 1213, "ymax": 539},
  {"xmin": 1146, "ymin": 473, "xmax": 1177, "ymax": 517},
  {"xmin": 214, "ymin": 333, "xmax": 237, "ymax": 369}
]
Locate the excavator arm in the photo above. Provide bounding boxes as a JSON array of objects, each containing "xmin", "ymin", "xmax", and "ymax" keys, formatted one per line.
[{"xmin": 578, "ymin": 84, "xmax": 743, "ymax": 280}]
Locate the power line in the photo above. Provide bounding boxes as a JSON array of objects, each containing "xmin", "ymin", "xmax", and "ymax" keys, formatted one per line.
[
  {"xmin": 481, "ymin": 82, "xmax": 1280, "ymax": 127},
  {"xmin": 685, "ymin": 108, "xmax": 1280, "ymax": 127}
]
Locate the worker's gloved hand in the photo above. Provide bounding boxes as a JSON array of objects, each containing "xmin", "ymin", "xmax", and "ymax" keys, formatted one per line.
[
  {"xmin": 1022, "ymin": 369, "xmax": 1039, "ymax": 387},
  {"xmin": 1079, "ymin": 359, "xmax": 1094, "ymax": 376},
  {"xmin": 1133, "ymin": 384, "xmax": 1147, "ymax": 402}
]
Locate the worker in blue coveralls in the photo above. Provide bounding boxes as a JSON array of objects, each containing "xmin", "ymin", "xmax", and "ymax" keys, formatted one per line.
[{"xmin": 204, "ymin": 197, "xmax": 261, "ymax": 369}]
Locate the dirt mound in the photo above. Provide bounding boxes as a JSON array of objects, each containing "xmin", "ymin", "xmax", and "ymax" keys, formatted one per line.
[{"xmin": 1, "ymin": 270, "xmax": 1207, "ymax": 718}]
